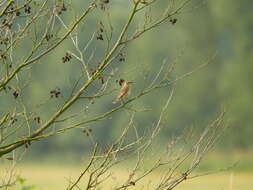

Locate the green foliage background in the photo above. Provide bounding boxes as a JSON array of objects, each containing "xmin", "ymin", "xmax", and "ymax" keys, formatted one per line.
[{"xmin": 1, "ymin": 0, "xmax": 252, "ymax": 160}]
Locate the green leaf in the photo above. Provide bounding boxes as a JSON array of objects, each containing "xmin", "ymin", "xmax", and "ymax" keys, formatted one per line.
[{"xmin": 17, "ymin": 177, "xmax": 26, "ymax": 185}]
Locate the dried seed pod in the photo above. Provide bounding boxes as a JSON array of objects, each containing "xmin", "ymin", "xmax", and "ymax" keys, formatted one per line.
[
  {"xmin": 13, "ymin": 90, "xmax": 19, "ymax": 99},
  {"xmin": 170, "ymin": 18, "xmax": 177, "ymax": 25}
]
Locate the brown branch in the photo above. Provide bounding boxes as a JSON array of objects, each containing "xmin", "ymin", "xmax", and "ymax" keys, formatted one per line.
[
  {"xmin": 0, "ymin": 2, "xmax": 96, "ymax": 92},
  {"xmin": 68, "ymin": 144, "xmax": 98, "ymax": 190}
]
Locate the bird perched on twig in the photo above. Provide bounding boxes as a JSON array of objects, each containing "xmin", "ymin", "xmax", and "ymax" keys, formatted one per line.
[{"xmin": 113, "ymin": 79, "xmax": 134, "ymax": 103}]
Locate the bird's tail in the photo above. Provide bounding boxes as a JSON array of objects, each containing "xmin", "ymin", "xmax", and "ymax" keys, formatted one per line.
[{"xmin": 112, "ymin": 98, "xmax": 119, "ymax": 104}]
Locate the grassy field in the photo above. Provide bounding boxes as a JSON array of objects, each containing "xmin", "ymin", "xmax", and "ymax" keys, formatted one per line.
[
  {"xmin": 1, "ymin": 151, "xmax": 252, "ymax": 190},
  {"xmin": 5, "ymin": 164, "xmax": 252, "ymax": 190}
]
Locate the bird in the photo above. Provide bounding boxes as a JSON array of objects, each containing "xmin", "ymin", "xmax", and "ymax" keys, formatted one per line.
[{"xmin": 114, "ymin": 80, "xmax": 134, "ymax": 103}]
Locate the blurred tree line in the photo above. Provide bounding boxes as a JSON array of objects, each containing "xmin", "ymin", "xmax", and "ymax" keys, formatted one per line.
[
  {"xmin": 125, "ymin": 0, "xmax": 253, "ymax": 151},
  {"xmin": 1, "ymin": 0, "xmax": 252, "ymax": 159}
]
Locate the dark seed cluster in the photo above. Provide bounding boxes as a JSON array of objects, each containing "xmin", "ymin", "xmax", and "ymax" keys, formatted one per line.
[
  {"xmin": 50, "ymin": 89, "xmax": 61, "ymax": 98},
  {"xmin": 119, "ymin": 52, "xmax": 126, "ymax": 62},
  {"xmin": 0, "ymin": 36, "xmax": 9, "ymax": 45},
  {"xmin": 45, "ymin": 34, "xmax": 53, "ymax": 41},
  {"xmin": 96, "ymin": 21, "xmax": 104, "ymax": 41},
  {"xmin": 24, "ymin": 4, "xmax": 31, "ymax": 14},
  {"xmin": 99, "ymin": 0, "xmax": 110, "ymax": 11},
  {"xmin": 56, "ymin": 3, "xmax": 67, "ymax": 15},
  {"xmin": 12, "ymin": 90, "xmax": 19, "ymax": 99},
  {"xmin": 0, "ymin": 50, "xmax": 7, "ymax": 60},
  {"xmin": 10, "ymin": 117, "xmax": 18, "ymax": 124},
  {"xmin": 34, "ymin": 116, "xmax": 41, "ymax": 124},
  {"xmin": 62, "ymin": 52, "xmax": 72, "ymax": 63},
  {"xmin": 83, "ymin": 128, "xmax": 92, "ymax": 136},
  {"xmin": 170, "ymin": 18, "xmax": 177, "ymax": 25},
  {"xmin": 2, "ymin": 86, "xmax": 20, "ymax": 99},
  {"xmin": 24, "ymin": 140, "xmax": 31, "ymax": 149},
  {"xmin": 2, "ymin": 18, "xmax": 12, "ymax": 29}
]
